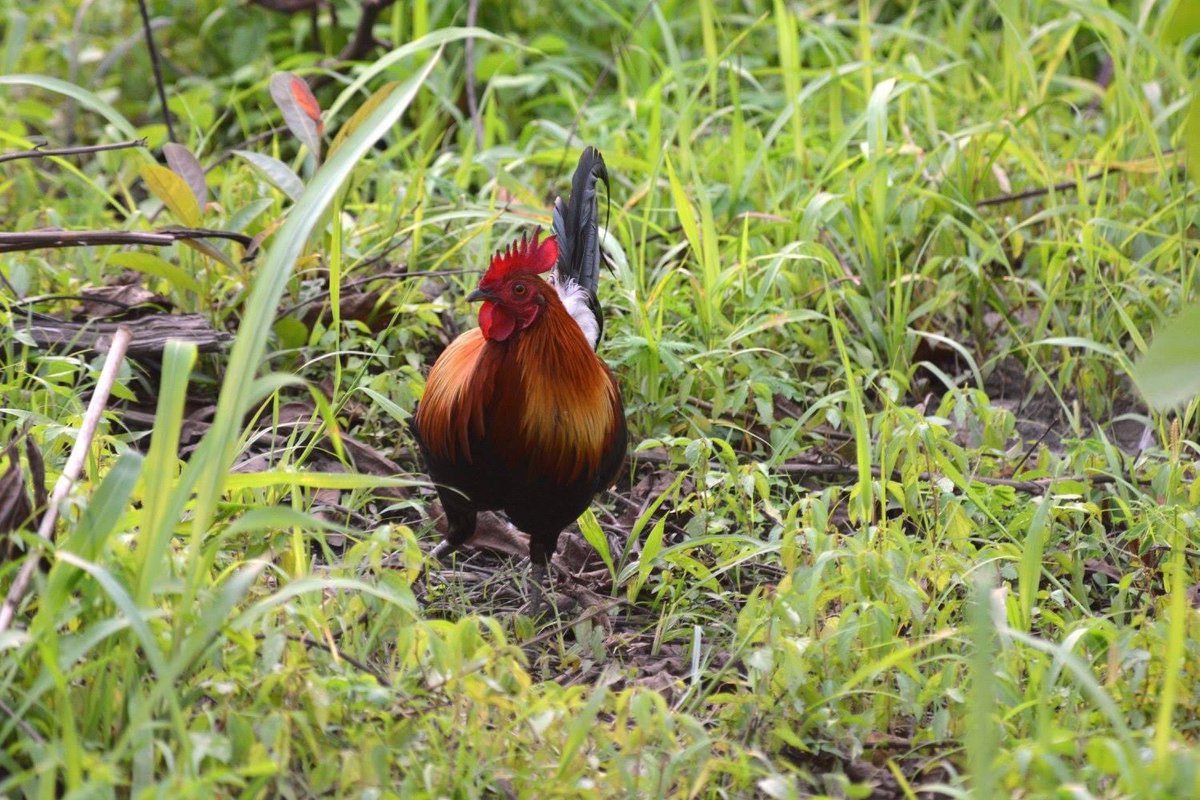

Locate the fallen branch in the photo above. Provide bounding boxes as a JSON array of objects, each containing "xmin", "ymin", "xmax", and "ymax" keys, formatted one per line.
[
  {"xmin": 0, "ymin": 326, "xmax": 133, "ymax": 633},
  {"xmin": 0, "ymin": 227, "xmax": 254, "ymax": 253},
  {"xmin": 18, "ymin": 312, "xmax": 230, "ymax": 356},
  {"xmin": 0, "ymin": 139, "xmax": 147, "ymax": 165}
]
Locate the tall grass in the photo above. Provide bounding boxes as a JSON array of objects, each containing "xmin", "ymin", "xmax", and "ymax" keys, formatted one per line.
[{"xmin": 0, "ymin": 0, "xmax": 1197, "ymax": 796}]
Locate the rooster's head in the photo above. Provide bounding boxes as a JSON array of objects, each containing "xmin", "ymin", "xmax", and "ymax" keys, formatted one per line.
[{"xmin": 469, "ymin": 232, "xmax": 559, "ymax": 342}]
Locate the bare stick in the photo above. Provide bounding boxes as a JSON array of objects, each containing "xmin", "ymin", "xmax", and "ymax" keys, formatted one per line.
[
  {"xmin": 974, "ymin": 151, "xmax": 1178, "ymax": 208},
  {"xmin": 0, "ymin": 139, "xmax": 147, "ymax": 165},
  {"xmin": 250, "ymin": 0, "xmax": 321, "ymax": 11},
  {"xmin": 136, "ymin": 0, "xmax": 176, "ymax": 142},
  {"xmin": 0, "ymin": 227, "xmax": 253, "ymax": 253},
  {"xmin": 0, "ymin": 327, "xmax": 133, "ymax": 633},
  {"xmin": 521, "ymin": 597, "xmax": 626, "ymax": 650},
  {"xmin": 337, "ymin": 0, "xmax": 398, "ymax": 62},
  {"xmin": 974, "ymin": 169, "xmax": 1109, "ymax": 208},
  {"xmin": 0, "ymin": 697, "xmax": 43, "ymax": 745},
  {"xmin": 464, "ymin": 0, "xmax": 484, "ymax": 149},
  {"xmin": 253, "ymin": 632, "xmax": 391, "ymax": 687},
  {"xmin": 305, "ymin": 0, "xmax": 398, "ymax": 91}
]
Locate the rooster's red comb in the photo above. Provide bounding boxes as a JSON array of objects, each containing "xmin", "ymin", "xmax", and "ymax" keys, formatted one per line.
[{"xmin": 480, "ymin": 231, "xmax": 558, "ymax": 287}]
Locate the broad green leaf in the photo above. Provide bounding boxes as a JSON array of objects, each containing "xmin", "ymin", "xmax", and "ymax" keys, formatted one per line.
[
  {"xmin": 55, "ymin": 552, "xmax": 169, "ymax": 678},
  {"xmin": 180, "ymin": 237, "xmax": 235, "ymax": 269},
  {"xmin": 577, "ymin": 508, "xmax": 614, "ymax": 579},
  {"xmin": 230, "ymin": 577, "xmax": 416, "ymax": 630},
  {"xmin": 556, "ymin": 685, "xmax": 607, "ymax": 779},
  {"xmin": 108, "ymin": 252, "xmax": 201, "ymax": 295},
  {"xmin": 166, "ymin": 563, "xmax": 265, "ymax": 678},
  {"xmin": 866, "ymin": 77, "xmax": 898, "ymax": 157},
  {"xmin": 273, "ymin": 317, "xmax": 308, "ymax": 351},
  {"xmin": 141, "ymin": 164, "xmax": 202, "ymax": 227},
  {"xmin": 664, "ymin": 156, "xmax": 702, "ymax": 266},
  {"xmin": 136, "ymin": 340, "xmax": 197, "ymax": 604},
  {"xmin": 221, "ymin": 507, "xmax": 347, "ymax": 538},
  {"xmin": 966, "ymin": 573, "xmax": 1000, "ymax": 800},
  {"xmin": 1031, "ymin": 336, "xmax": 1119, "ymax": 358},
  {"xmin": 328, "ymin": 80, "xmax": 396, "ymax": 159},
  {"xmin": 630, "ymin": 517, "xmax": 667, "ymax": 601},
  {"xmin": 0, "ymin": 74, "xmax": 138, "ymax": 139},
  {"xmin": 71, "ymin": 450, "xmax": 143, "ymax": 560},
  {"xmin": 41, "ymin": 451, "xmax": 145, "ymax": 621},
  {"xmin": 1185, "ymin": 90, "xmax": 1200, "ymax": 183},
  {"xmin": 233, "ymin": 149, "xmax": 305, "ymax": 200},
  {"xmin": 358, "ymin": 386, "xmax": 411, "ymax": 423},
  {"xmin": 1017, "ymin": 493, "xmax": 1053, "ymax": 631},
  {"xmin": 1164, "ymin": 0, "xmax": 1200, "ymax": 44},
  {"xmin": 226, "ymin": 197, "xmax": 275, "ymax": 233},
  {"xmin": 1134, "ymin": 302, "xmax": 1200, "ymax": 408}
]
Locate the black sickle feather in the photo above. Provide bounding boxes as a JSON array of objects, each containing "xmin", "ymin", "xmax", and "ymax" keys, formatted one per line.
[{"xmin": 552, "ymin": 147, "xmax": 609, "ymax": 345}]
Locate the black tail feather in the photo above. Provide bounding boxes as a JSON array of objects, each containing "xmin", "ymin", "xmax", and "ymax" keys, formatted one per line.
[{"xmin": 552, "ymin": 146, "xmax": 609, "ymax": 302}]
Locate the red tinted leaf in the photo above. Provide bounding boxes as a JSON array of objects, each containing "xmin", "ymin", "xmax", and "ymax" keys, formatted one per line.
[
  {"xmin": 290, "ymin": 79, "xmax": 323, "ymax": 133},
  {"xmin": 269, "ymin": 71, "xmax": 322, "ymax": 161}
]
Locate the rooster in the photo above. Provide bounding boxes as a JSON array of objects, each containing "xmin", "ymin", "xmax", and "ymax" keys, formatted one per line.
[{"xmin": 413, "ymin": 147, "xmax": 627, "ymax": 611}]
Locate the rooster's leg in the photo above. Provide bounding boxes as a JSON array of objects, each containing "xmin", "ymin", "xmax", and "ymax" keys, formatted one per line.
[
  {"xmin": 416, "ymin": 506, "xmax": 476, "ymax": 596},
  {"xmin": 526, "ymin": 561, "xmax": 549, "ymax": 616},
  {"xmin": 431, "ymin": 505, "xmax": 477, "ymax": 563},
  {"xmin": 525, "ymin": 533, "xmax": 559, "ymax": 616}
]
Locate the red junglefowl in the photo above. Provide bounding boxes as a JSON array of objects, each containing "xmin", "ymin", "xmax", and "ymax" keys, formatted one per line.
[{"xmin": 413, "ymin": 147, "xmax": 627, "ymax": 611}]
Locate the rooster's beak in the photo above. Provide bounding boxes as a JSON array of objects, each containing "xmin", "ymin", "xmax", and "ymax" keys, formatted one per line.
[{"xmin": 466, "ymin": 287, "xmax": 494, "ymax": 303}]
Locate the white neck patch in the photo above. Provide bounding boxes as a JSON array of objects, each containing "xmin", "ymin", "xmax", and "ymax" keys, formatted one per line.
[{"xmin": 553, "ymin": 276, "xmax": 600, "ymax": 349}]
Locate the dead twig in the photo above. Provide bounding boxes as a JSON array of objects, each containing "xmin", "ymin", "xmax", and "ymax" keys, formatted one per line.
[
  {"xmin": 0, "ymin": 139, "xmax": 147, "ymax": 165},
  {"xmin": 208, "ymin": 126, "xmax": 288, "ymax": 171},
  {"xmin": 521, "ymin": 597, "xmax": 627, "ymax": 650},
  {"xmin": 250, "ymin": 0, "xmax": 321, "ymax": 10},
  {"xmin": 0, "ymin": 697, "xmax": 43, "ymax": 745},
  {"xmin": 0, "ymin": 227, "xmax": 253, "ymax": 253},
  {"xmin": 974, "ymin": 152, "xmax": 1177, "ymax": 208},
  {"xmin": 0, "ymin": 327, "xmax": 133, "ymax": 633},
  {"xmin": 254, "ymin": 631, "xmax": 391, "ymax": 687},
  {"xmin": 337, "ymin": 0, "xmax": 397, "ymax": 63},
  {"xmin": 974, "ymin": 169, "xmax": 1110, "ymax": 208},
  {"xmin": 274, "ymin": 268, "xmax": 471, "ymax": 320},
  {"xmin": 136, "ymin": 0, "xmax": 176, "ymax": 143}
]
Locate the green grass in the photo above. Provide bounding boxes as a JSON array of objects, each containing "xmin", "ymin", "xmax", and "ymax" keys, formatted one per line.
[{"xmin": 1, "ymin": 0, "xmax": 1199, "ymax": 796}]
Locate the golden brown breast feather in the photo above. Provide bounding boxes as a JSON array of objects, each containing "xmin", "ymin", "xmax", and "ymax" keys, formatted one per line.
[{"xmin": 417, "ymin": 328, "xmax": 490, "ymax": 462}]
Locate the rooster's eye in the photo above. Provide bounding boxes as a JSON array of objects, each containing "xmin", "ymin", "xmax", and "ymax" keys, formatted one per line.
[{"xmin": 512, "ymin": 282, "xmax": 527, "ymax": 296}]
